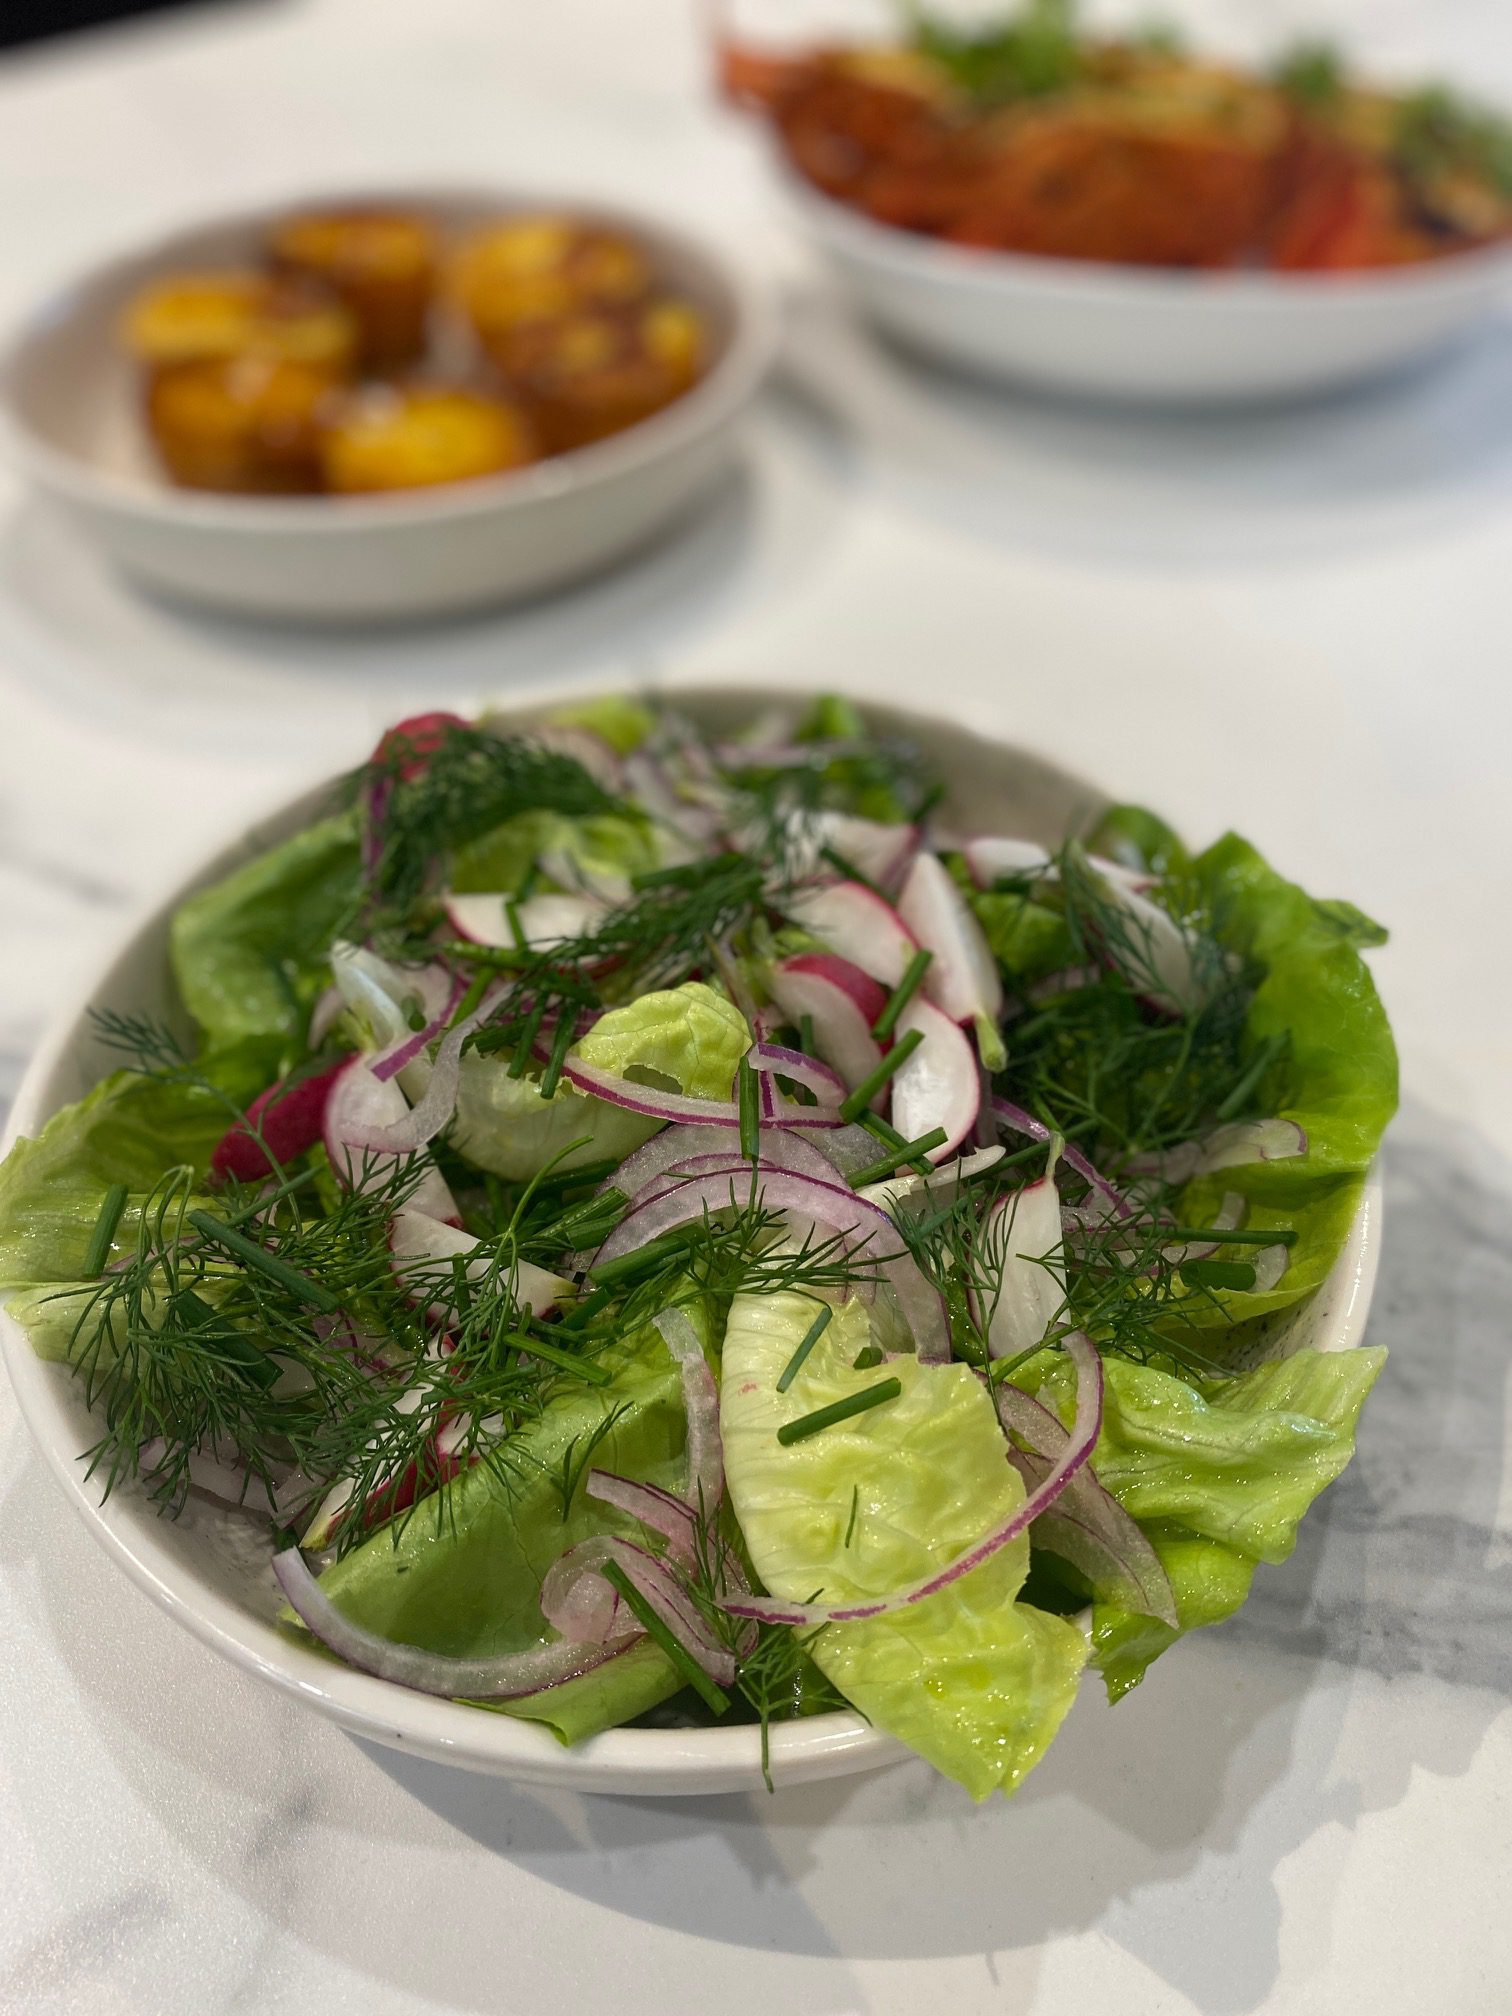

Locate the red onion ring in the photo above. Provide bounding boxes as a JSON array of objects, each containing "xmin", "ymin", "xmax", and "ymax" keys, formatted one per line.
[
  {"xmin": 745, "ymin": 1041, "xmax": 845, "ymax": 1109},
  {"xmin": 586, "ymin": 1472, "xmax": 699, "ymax": 1565},
  {"xmin": 339, "ymin": 983, "xmax": 507, "ymax": 1154},
  {"xmin": 561, "ymin": 1055, "xmax": 842, "ymax": 1130},
  {"xmin": 275, "ymin": 1547, "xmax": 623, "ymax": 1699},
  {"xmin": 654, "ymin": 1307, "xmax": 723, "ymax": 1514},
  {"xmin": 989, "ymin": 1096, "xmax": 1133, "ymax": 1221},
  {"xmin": 542, "ymin": 1535, "xmax": 735, "ymax": 1685},
  {"xmin": 1122, "ymin": 1117, "xmax": 1308, "ymax": 1184},
  {"xmin": 371, "ymin": 969, "xmax": 466, "ymax": 1084},
  {"xmin": 722, "ymin": 1333, "xmax": 1102, "ymax": 1627}
]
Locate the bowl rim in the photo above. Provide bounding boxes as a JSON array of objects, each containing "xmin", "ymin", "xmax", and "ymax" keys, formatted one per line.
[
  {"xmin": 0, "ymin": 183, "xmax": 778, "ymax": 533},
  {"xmin": 781, "ymin": 159, "xmax": 1512, "ymax": 309},
  {"xmin": 0, "ymin": 686, "xmax": 1383, "ymax": 1791}
]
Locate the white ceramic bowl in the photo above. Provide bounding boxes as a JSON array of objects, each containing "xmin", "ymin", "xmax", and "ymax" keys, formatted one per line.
[
  {"xmin": 0, "ymin": 689, "xmax": 1381, "ymax": 1795},
  {"xmin": 785, "ymin": 171, "xmax": 1512, "ymax": 405},
  {"xmin": 0, "ymin": 193, "xmax": 775, "ymax": 621}
]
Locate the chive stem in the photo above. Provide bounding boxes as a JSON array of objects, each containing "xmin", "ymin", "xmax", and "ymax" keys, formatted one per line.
[
  {"xmin": 451, "ymin": 971, "xmax": 491, "ymax": 1028},
  {"xmin": 1162, "ymin": 1225, "xmax": 1297, "ymax": 1247},
  {"xmin": 1178, "ymin": 1259, "xmax": 1257, "ymax": 1290},
  {"xmin": 775, "ymin": 1300, "xmax": 833, "ymax": 1394},
  {"xmin": 220, "ymin": 1168, "xmax": 318, "ymax": 1228},
  {"xmin": 186, "ymin": 1209, "xmax": 339, "ymax": 1312},
  {"xmin": 587, "ymin": 1223, "xmax": 700, "ymax": 1287},
  {"xmin": 502, "ymin": 1330, "xmax": 612, "ymax": 1385},
  {"xmin": 838, "ymin": 1028, "xmax": 923, "ymax": 1122},
  {"xmin": 600, "ymin": 1560, "xmax": 730, "ymax": 1715},
  {"xmin": 558, "ymin": 1283, "xmax": 615, "ymax": 1332},
  {"xmin": 848, "ymin": 1128, "xmax": 948, "ymax": 1187},
  {"xmin": 778, "ymin": 1377, "xmax": 902, "ymax": 1445},
  {"xmin": 83, "ymin": 1184, "xmax": 129, "ymax": 1278},
  {"xmin": 738, "ymin": 1058, "xmax": 761, "ymax": 1162},
  {"xmin": 871, "ymin": 949, "xmax": 933, "ymax": 1041},
  {"xmin": 798, "ymin": 1012, "xmax": 816, "ymax": 1058},
  {"xmin": 818, "ymin": 845, "xmax": 882, "ymax": 896},
  {"xmin": 539, "ymin": 1012, "xmax": 577, "ymax": 1101}
]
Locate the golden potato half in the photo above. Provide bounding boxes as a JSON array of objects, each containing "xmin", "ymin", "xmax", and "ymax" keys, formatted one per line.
[
  {"xmin": 507, "ymin": 297, "xmax": 708, "ymax": 452},
  {"xmin": 270, "ymin": 209, "xmax": 437, "ymax": 370},
  {"xmin": 145, "ymin": 355, "xmax": 342, "ymax": 492},
  {"xmin": 319, "ymin": 383, "xmax": 537, "ymax": 493},
  {"xmin": 451, "ymin": 216, "xmax": 654, "ymax": 364},
  {"xmin": 123, "ymin": 272, "xmax": 358, "ymax": 371}
]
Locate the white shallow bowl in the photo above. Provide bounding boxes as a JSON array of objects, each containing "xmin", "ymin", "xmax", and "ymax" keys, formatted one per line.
[
  {"xmin": 0, "ymin": 689, "xmax": 1381, "ymax": 1796},
  {"xmin": 0, "ymin": 193, "xmax": 775, "ymax": 621},
  {"xmin": 786, "ymin": 172, "xmax": 1512, "ymax": 405}
]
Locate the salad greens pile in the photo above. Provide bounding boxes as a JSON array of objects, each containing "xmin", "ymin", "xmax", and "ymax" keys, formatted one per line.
[{"xmin": 0, "ymin": 697, "xmax": 1396, "ymax": 1795}]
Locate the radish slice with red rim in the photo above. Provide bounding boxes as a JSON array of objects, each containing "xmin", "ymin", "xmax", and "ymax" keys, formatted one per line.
[
  {"xmin": 897, "ymin": 850, "xmax": 1004, "ymax": 1034},
  {"xmin": 979, "ymin": 1165, "xmax": 1066, "ymax": 1360},
  {"xmin": 782, "ymin": 881, "xmax": 919, "ymax": 987},
  {"xmin": 768, "ymin": 954, "xmax": 886, "ymax": 1097},
  {"xmin": 444, "ymin": 891, "xmax": 607, "ymax": 952},
  {"xmin": 890, "ymin": 996, "xmax": 980, "ymax": 1165},
  {"xmin": 387, "ymin": 1209, "xmax": 568, "ymax": 1321}
]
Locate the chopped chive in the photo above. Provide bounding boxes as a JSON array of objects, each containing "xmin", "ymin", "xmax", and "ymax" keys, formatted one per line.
[
  {"xmin": 778, "ymin": 1377, "xmax": 902, "ymax": 1446},
  {"xmin": 170, "ymin": 1287, "xmax": 278, "ymax": 1389},
  {"xmin": 451, "ymin": 970, "xmax": 492, "ymax": 1029},
  {"xmin": 1162, "ymin": 1225, "xmax": 1298, "ymax": 1247},
  {"xmin": 852, "ymin": 1344, "xmax": 884, "ymax": 1370},
  {"xmin": 798, "ymin": 1012, "xmax": 816, "ymax": 1058},
  {"xmin": 516, "ymin": 858, "xmax": 541, "ymax": 903},
  {"xmin": 775, "ymin": 1300, "xmax": 833, "ymax": 1393},
  {"xmin": 539, "ymin": 1012, "xmax": 577, "ymax": 1101},
  {"xmin": 450, "ymin": 1254, "xmax": 474, "ymax": 1319},
  {"xmin": 819, "ymin": 844, "xmax": 882, "ymax": 896},
  {"xmin": 857, "ymin": 1109, "xmax": 934, "ymax": 1175},
  {"xmin": 871, "ymin": 948, "xmax": 933, "ymax": 1041},
  {"xmin": 439, "ymin": 940, "xmax": 529, "ymax": 970},
  {"xmin": 600, "ymin": 1560, "xmax": 730, "ymax": 1715},
  {"xmin": 530, "ymin": 1156, "xmax": 621, "ymax": 1194},
  {"xmin": 1214, "ymin": 1032, "xmax": 1287, "ymax": 1123},
  {"xmin": 507, "ymin": 998, "xmax": 547, "ymax": 1080},
  {"xmin": 558, "ymin": 1283, "xmax": 615, "ymax": 1332},
  {"xmin": 501, "ymin": 1330, "xmax": 612, "ymax": 1385},
  {"xmin": 587, "ymin": 1223, "xmax": 700, "ymax": 1287},
  {"xmin": 82, "ymin": 1183, "xmax": 128, "ymax": 1278},
  {"xmin": 1179, "ymin": 1259, "xmax": 1257, "ymax": 1290},
  {"xmin": 186, "ymin": 1209, "xmax": 339, "ymax": 1312},
  {"xmin": 505, "ymin": 899, "xmax": 526, "ymax": 952},
  {"xmin": 844, "ymin": 1484, "xmax": 860, "ymax": 1548},
  {"xmin": 848, "ymin": 1128, "xmax": 948, "ymax": 1187},
  {"xmin": 838, "ymin": 1028, "xmax": 923, "ymax": 1122},
  {"xmin": 631, "ymin": 861, "xmax": 713, "ymax": 891},
  {"xmin": 738, "ymin": 1058, "xmax": 761, "ymax": 1161}
]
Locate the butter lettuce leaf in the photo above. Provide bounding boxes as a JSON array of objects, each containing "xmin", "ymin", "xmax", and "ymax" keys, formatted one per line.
[
  {"xmin": 572, "ymin": 983, "xmax": 751, "ymax": 1102},
  {"xmin": 721, "ymin": 1291, "xmax": 1086, "ymax": 1799},
  {"xmin": 448, "ymin": 1055, "xmax": 659, "ymax": 1181},
  {"xmin": 451, "ymin": 809, "xmax": 658, "ymax": 897}
]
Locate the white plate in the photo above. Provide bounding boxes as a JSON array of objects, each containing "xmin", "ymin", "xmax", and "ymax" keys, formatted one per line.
[
  {"xmin": 785, "ymin": 171, "xmax": 1512, "ymax": 405},
  {"xmin": 0, "ymin": 687, "xmax": 1381, "ymax": 1795},
  {"xmin": 0, "ymin": 192, "xmax": 776, "ymax": 621}
]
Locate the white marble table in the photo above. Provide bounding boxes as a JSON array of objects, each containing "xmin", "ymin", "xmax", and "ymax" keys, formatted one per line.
[{"xmin": 1, "ymin": 2, "xmax": 1510, "ymax": 2011}]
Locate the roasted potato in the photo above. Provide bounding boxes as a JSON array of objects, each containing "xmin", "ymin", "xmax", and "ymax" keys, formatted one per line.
[
  {"xmin": 270, "ymin": 209, "xmax": 437, "ymax": 370},
  {"xmin": 144, "ymin": 355, "xmax": 341, "ymax": 492},
  {"xmin": 122, "ymin": 272, "xmax": 358, "ymax": 372},
  {"xmin": 318, "ymin": 383, "xmax": 536, "ymax": 493},
  {"xmin": 450, "ymin": 216, "xmax": 653, "ymax": 372},
  {"xmin": 506, "ymin": 298, "xmax": 707, "ymax": 452}
]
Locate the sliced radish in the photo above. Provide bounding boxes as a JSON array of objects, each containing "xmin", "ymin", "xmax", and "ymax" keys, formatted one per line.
[
  {"xmin": 791, "ymin": 811, "xmax": 918, "ymax": 892},
  {"xmin": 768, "ymin": 954, "xmax": 885, "ymax": 1095},
  {"xmin": 783, "ymin": 881, "xmax": 918, "ymax": 987},
  {"xmin": 963, "ymin": 837, "xmax": 1053, "ymax": 888},
  {"xmin": 896, "ymin": 851, "xmax": 1004, "ymax": 1057},
  {"xmin": 323, "ymin": 1057, "xmax": 459, "ymax": 1225},
  {"xmin": 889, "ymin": 996, "xmax": 980, "ymax": 1164},
  {"xmin": 388, "ymin": 1209, "xmax": 569, "ymax": 1322},
  {"xmin": 857, "ymin": 1143, "xmax": 1004, "ymax": 1213},
  {"xmin": 370, "ymin": 711, "xmax": 469, "ymax": 780},
  {"xmin": 444, "ymin": 890, "xmax": 606, "ymax": 951},
  {"xmin": 211, "ymin": 1060, "xmax": 348, "ymax": 1184},
  {"xmin": 982, "ymin": 1172, "xmax": 1066, "ymax": 1359},
  {"xmin": 1089, "ymin": 878, "xmax": 1199, "ymax": 1014}
]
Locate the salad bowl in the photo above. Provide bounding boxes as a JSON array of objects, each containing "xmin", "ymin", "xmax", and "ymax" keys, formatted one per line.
[
  {"xmin": 0, "ymin": 193, "xmax": 774, "ymax": 621},
  {"xmin": 0, "ymin": 688, "xmax": 1384, "ymax": 1796}
]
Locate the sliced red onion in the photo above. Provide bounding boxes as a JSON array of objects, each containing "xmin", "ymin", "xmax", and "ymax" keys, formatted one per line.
[
  {"xmin": 655, "ymin": 1306, "xmax": 723, "ymax": 1514},
  {"xmin": 586, "ymin": 1471, "xmax": 699, "ymax": 1564},
  {"xmin": 323, "ymin": 1058, "xmax": 459, "ymax": 1224},
  {"xmin": 981, "ymin": 1170, "xmax": 1066, "ymax": 1359},
  {"xmin": 275, "ymin": 1547, "xmax": 622, "ymax": 1699},
  {"xmin": 1123, "ymin": 1117, "xmax": 1308, "ymax": 1185},
  {"xmin": 897, "ymin": 850, "xmax": 1004, "ymax": 1033},
  {"xmin": 592, "ymin": 1168, "xmax": 950, "ymax": 1363},
  {"xmin": 641, "ymin": 1138, "xmax": 848, "ymax": 1200},
  {"xmin": 605, "ymin": 1124, "xmax": 749, "ymax": 1199},
  {"xmin": 890, "ymin": 995, "xmax": 980, "ymax": 1165},
  {"xmin": 724, "ymin": 1333, "xmax": 1103, "ymax": 1626},
  {"xmin": 539, "ymin": 1553, "xmax": 630, "ymax": 1645},
  {"xmin": 622, "ymin": 750, "xmax": 717, "ymax": 847},
  {"xmin": 745, "ymin": 1040, "xmax": 845, "ymax": 1109},
  {"xmin": 371, "ymin": 970, "xmax": 465, "ymax": 1084},
  {"xmin": 542, "ymin": 1534, "xmax": 735, "ymax": 1685},
  {"xmin": 339, "ymin": 984, "xmax": 506, "ymax": 1156},
  {"xmin": 767, "ymin": 953, "xmax": 886, "ymax": 1095},
  {"xmin": 989, "ymin": 1097, "xmax": 1132, "ymax": 1221},
  {"xmin": 561, "ymin": 1055, "xmax": 842, "ymax": 1131},
  {"xmin": 331, "ymin": 943, "xmax": 455, "ymax": 1056},
  {"xmin": 994, "ymin": 1384, "xmax": 1177, "ymax": 1628},
  {"xmin": 784, "ymin": 1119, "xmax": 879, "ymax": 1177},
  {"xmin": 783, "ymin": 880, "xmax": 919, "ymax": 987}
]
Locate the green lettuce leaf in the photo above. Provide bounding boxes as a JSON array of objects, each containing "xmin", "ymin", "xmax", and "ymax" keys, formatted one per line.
[
  {"xmin": 1025, "ymin": 1345, "xmax": 1384, "ymax": 1697},
  {"xmin": 307, "ymin": 1311, "xmax": 691, "ymax": 1741},
  {"xmin": 170, "ymin": 812, "xmax": 361, "ymax": 1062},
  {"xmin": 1174, "ymin": 832, "xmax": 1399, "ymax": 1326},
  {"xmin": 721, "ymin": 1291, "xmax": 1086, "ymax": 1799},
  {"xmin": 572, "ymin": 983, "xmax": 751, "ymax": 1102},
  {"xmin": 448, "ymin": 1056, "xmax": 659, "ymax": 1181},
  {"xmin": 544, "ymin": 696, "xmax": 656, "ymax": 755},
  {"xmin": 450, "ymin": 809, "xmax": 658, "ymax": 897},
  {"xmin": 968, "ymin": 889, "xmax": 1073, "ymax": 983}
]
